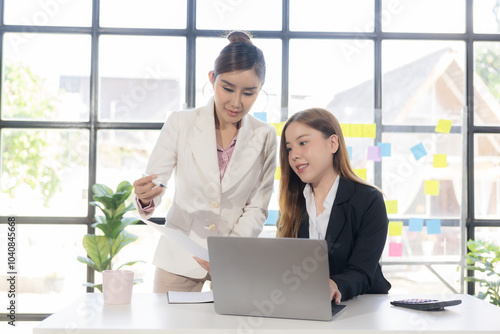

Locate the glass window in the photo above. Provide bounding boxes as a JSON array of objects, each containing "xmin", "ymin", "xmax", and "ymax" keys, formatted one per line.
[
  {"xmin": 196, "ymin": 37, "xmax": 282, "ymax": 122},
  {"xmin": 2, "ymin": 33, "xmax": 91, "ymax": 122},
  {"xmin": 474, "ymin": 0, "xmax": 500, "ymax": 34},
  {"xmin": 0, "ymin": 225, "xmax": 87, "ymax": 314},
  {"xmin": 100, "ymin": 0, "xmax": 187, "ymax": 29},
  {"xmin": 196, "ymin": 0, "xmax": 282, "ymax": 31},
  {"xmin": 4, "ymin": 0, "xmax": 92, "ymax": 27},
  {"xmin": 381, "ymin": 0, "xmax": 465, "ymax": 33},
  {"xmin": 98, "ymin": 35, "xmax": 186, "ymax": 122},
  {"xmin": 382, "ymin": 132, "xmax": 463, "ymax": 218},
  {"xmin": 0, "ymin": 129, "xmax": 89, "ymax": 217},
  {"xmin": 474, "ymin": 42, "xmax": 500, "ymax": 126},
  {"xmin": 474, "ymin": 134, "xmax": 500, "ymax": 219},
  {"xmin": 290, "ymin": 0, "xmax": 374, "ymax": 32},
  {"xmin": 382, "ymin": 40, "xmax": 465, "ymax": 125},
  {"xmin": 289, "ymin": 39, "xmax": 374, "ymax": 117}
]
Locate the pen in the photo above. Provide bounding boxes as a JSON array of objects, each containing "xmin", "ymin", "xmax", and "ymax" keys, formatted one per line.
[{"xmin": 142, "ymin": 173, "xmax": 167, "ymax": 189}]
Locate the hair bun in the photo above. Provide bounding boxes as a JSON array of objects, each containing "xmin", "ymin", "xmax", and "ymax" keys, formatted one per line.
[{"xmin": 227, "ymin": 31, "xmax": 253, "ymax": 44}]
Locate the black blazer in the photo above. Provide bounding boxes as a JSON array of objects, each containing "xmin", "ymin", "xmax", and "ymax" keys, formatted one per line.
[{"xmin": 298, "ymin": 178, "xmax": 391, "ymax": 301}]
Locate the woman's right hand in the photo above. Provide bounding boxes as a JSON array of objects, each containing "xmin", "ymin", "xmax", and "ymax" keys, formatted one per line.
[{"xmin": 133, "ymin": 174, "xmax": 164, "ymax": 206}]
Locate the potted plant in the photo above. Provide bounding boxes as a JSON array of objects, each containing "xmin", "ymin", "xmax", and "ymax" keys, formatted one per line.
[
  {"xmin": 78, "ymin": 180, "xmax": 143, "ymax": 291},
  {"xmin": 465, "ymin": 239, "xmax": 500, "ymax": 307}
]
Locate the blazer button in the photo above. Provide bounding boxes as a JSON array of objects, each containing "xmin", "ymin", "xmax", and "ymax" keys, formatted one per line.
[
  {"xmin": 208, "ymin": 223, "xmax": 217, "ymax": 231},
  {"xmin": 211, "ymin": 201, "xmax": 219, "ymax": 208}
]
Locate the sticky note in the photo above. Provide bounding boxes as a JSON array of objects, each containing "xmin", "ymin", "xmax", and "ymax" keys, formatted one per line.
[
  {"xmin": 385, "ymin": 200, "xmax": 398, "ymax": 214},
  {"xmin": 408, "ymin": 218, "xmax": 424, "ymax": 232},
  {"xmin": 377, "ymin": 142, "xmax": 391, "ymax": 157},
  {"xmin": 367, "ymin": 146, "xmax": 382, "ymax": 162},
  {"xmin": 389, "ymin": 221, "xmax": 403, "ymax": 236},
  {"xmin": 435, "ymin": 119, "xmax": 452, "ymax": 133},
  {"xmin": 425, "ymin": 180, "xmax": 439, "ymax": 196},
  {"xmin": 347, "ymin": 146, "xmax": 353, "ymax": 161},
  {"xmin": 254, "ymin": 112, "xmax": 267, "ymax": 122},
  {"xmin": 270, "ymin": 122, "xmax": 285, "ymax": 136},
  {"xmin": 363, "ymin": 124, "xmax": 376, "ymax": 138},
  {"xmin": 274, "ymin": 167, "xmax": 281, "ymax": 180},
  {"xmin": 351, "ymin": 124, "xmax": 363, "ymax": 138},
  {"xmin": 389, "ymin": 243, "xmax": 403, "ymax": 257},
  {"xmin": 410, "ymin": 143, "xmax": 427, "ymax": 160},
  {"xmin": 340, "ymin": 123, "xmax": 351, "ymax": 137},
  {"xmin": 354, "ymin": 168, "xmax": 367, "ymax": 180},
  {"xmin": 426, "ymin": 219, "xmax": 442, "ymax": 234},
  {"xmin": 265, "ymin": 210, "xmax": 279, "ymax": 226},
  {"xmin": 433, "ymin": 154, "xmax": 447, "ymax": 168}
]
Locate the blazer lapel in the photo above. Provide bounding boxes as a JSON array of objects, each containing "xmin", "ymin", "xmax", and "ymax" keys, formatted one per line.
[
  {"xmin": 325, "ymin": 178, "xmax": 354, "ymax": 250},
  {"xmin": 221, "ymin": 115, "xmax": 262, "ymax": 191},
  {"xmin": 188, "ymin": 100, "xmax": 221, "ymax": 187}
]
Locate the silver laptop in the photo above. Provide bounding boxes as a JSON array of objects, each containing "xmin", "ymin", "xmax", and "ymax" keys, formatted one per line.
[{"xmin": 207, "ymin": 236, "xmax": 346, "ymax": 321}]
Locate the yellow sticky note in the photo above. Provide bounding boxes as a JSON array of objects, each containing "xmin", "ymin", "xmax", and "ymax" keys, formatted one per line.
[
  {"xmin": 425, "ymin": 180, "xmax": 439, "ymax": 196},
  {"xmin": 435, "ymin": 119, "xmax": 452, "ymax": 133},
  {"xmin": 271, "ymin": 122, "xmax": 285, "ymax": 136},
  {"xmin": 274, "ymin": 167, "xmax": 281, "ymax": 180},
  {"xmin": 389, "ymin": 221, "xmax": 403, "ymax": 236},
  {"xmin": 340, "ymin": 123, "xmax": 351, "ymax": 137},
  {"xmin": 351, "ymin": 124, "xmax": 363, "ymax": 138},
  {"xmin": 433, "ymin": 154, "xmax": 447, "ymax": 168},
  {"xmin": 385, "ymin": 200, "xmax": 398, "ymax": 214},
  {"xmin": 363, "ymin": 124, "xmax": 376, "ymax": 138},
  {"xmin": 353, "ymin": 168, "xmax": 367, "ymax": 180}
]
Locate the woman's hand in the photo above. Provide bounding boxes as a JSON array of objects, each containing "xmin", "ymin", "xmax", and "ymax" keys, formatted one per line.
[
  {"xmin": 133, "ymin": 174, "xmax": 164, "ymax": 206},
  {"xmin": 329, "ymin": 279, "xmax": 342, "ymax": 304},
  {"xmin": 193, "ymin": 257, "xmax": 210, "ymax": 273}
]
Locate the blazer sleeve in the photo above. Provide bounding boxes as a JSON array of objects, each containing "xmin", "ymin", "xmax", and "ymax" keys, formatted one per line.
[
  {"xmin": 332, "ymin": 189, "xmax": 388, "ymax": 301},
  {"xmin": 229, "ymin": 127, "xmax": 277, "ymax": 237},
  {"xmin": 135, "ymin": 111, "xmax": 180, "ymax": 219}
]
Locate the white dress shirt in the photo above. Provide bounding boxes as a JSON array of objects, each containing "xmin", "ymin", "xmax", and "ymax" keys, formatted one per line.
[{"xmin": 303, "ymin": 175, "xmax": 340, "ymax": 240}]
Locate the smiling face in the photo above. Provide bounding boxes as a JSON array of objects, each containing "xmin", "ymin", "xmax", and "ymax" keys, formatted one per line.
[
  {"xmin": 285, "ymin": 121, "xmax": 339, "ymax": 189},
  {"xmin": 209, "ymin": 69, "xmax": 262, "ymax": 129}
]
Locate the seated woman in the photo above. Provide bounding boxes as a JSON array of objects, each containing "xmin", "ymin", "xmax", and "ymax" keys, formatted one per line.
[{"xmin": 277, "ymin": 108, "xmax": 391, "ymax": 303}]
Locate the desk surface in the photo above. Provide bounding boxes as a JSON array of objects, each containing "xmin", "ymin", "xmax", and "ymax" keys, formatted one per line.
[{"xmin": 34, "ymin": 293, "xmax": 500, "ymax": 334}]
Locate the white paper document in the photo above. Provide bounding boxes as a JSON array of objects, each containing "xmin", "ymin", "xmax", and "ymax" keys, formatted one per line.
[
  {"xmin": 132, "ymin": 214, "xmax": 210, "ymax": 262},
  {"xmin": 167, "ymin": 290, "xmax": 214, "ymax": 304}
]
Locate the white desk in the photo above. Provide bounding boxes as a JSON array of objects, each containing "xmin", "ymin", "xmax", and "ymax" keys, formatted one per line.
[{"xmin": 34, "ymin": 293, "xmax": 500, "ymax": 334}]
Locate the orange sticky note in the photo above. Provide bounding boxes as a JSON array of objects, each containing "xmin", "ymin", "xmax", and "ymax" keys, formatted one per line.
[
  {"xmin": 425, "ymin": 180, "xmax": 439, "ymax": 196},
  {"xmin": 389, "ymin": 221, "xmax": 403, "ymax": 236},
  {"xmin": 354, "ymin": 168, "xmax": 367, "ymax": 180},
  {"xmin": 433, "ymin": 154, "xmax": 447, "ymax": 168},
  {"xmin": 274, "ymin": 167, "xmax": 281, "ymax": 180},
  {"xmin": 271, "ymin": 122, "xmax": 285, "ymax": 136},
  {"xmin": 385, "ymin": 200, "xmax": 398, "ymax": 214},
  {"xmin": 435, "ymin": 119, "xmax": 452, "ymax": 133}
]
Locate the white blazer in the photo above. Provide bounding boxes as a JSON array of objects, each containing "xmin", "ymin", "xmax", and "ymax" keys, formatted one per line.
[{"xmin": 140, "ymin": 99, "xmax": 277, "ymax": 278}]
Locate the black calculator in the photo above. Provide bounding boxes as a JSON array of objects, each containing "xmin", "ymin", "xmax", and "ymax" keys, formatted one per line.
[{"xmin": 390, "ymin": 298, "xmax": 462, "ymax": 311}]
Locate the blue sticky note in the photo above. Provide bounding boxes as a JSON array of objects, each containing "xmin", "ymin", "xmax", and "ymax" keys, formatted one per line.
[
  {"xmin": 377, "ymin": 142, "xmax": 391, "ymax": 157},
  {"xmin": 265, "ymin": 210, "xmax": 279, "ymax": 226},
  {"xmin": 410, "ymin": 143, "xmax": 427, "ymax": 160},
  {"xmin": 426, "ymin": 219, "xmax": 441, "ymax": 234},
  {"xmin": 408, "ymin": 218, "xmax": 424, "ymax": 232},
  {"xmin": 254, "ymin": 112, "xmax": 267, "ymax": 122},
  {"xmin": 347, "ymin": 146, "xmax": 353, "ymax": 161}
]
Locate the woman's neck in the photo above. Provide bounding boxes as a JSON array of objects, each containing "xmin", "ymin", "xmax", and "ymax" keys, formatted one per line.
[
  {"xmin": 214, "ymin": 111, "xmax": 239, "ymax": 150},
  {"xmin": 311, "ymin": 170, "xmax": 338, "ymax": 208}
]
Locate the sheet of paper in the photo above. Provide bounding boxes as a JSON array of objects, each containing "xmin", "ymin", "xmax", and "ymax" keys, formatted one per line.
[
  {"xmin": 167, "ymin": 290, "xmax": 214, "ymax": 304},
  {"xmin": 133, "ymin": 214, "xmax": 209, "ymax": 262}
]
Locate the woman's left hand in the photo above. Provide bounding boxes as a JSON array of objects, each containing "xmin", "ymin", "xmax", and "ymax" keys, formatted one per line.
[{"xmin": 194, "ymin": 257, "xmax": 210, "ymax": 273}]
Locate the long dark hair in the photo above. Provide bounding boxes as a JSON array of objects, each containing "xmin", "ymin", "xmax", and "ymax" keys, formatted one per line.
[
  {"xmin": 276, "ymin": 108, "xmax": 376, "ymax": 238},
  {"xmin": 213, "ymin": 31, "xmax": 266, "ymax": 85}
]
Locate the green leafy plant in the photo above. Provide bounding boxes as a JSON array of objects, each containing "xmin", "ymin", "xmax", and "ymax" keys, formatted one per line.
[
  {"xmin": 77, "ymin": 181, "xmax": 143, "ymax": 291},
  {"xmin": 465, "ymin": 239, "xmax": 500, "ymax": 306}
]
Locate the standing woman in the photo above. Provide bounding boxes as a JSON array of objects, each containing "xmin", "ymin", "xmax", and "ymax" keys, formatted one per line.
[
  {"xmin": 134, "ymin": 31, "xmax": 277, "ymax": 293},
  {"xmin": 277, "ymin": 108, "xmax": 391, "ymax": 303}
]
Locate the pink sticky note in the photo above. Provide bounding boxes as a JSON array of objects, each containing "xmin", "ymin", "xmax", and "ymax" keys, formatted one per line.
[
  {"xmin": 389, "ymin": 242, "xmax": 403, "ymax": 257},
  {"xmin": 367, "ymin": 146, "xmax": 382, "ymax": 162}
]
